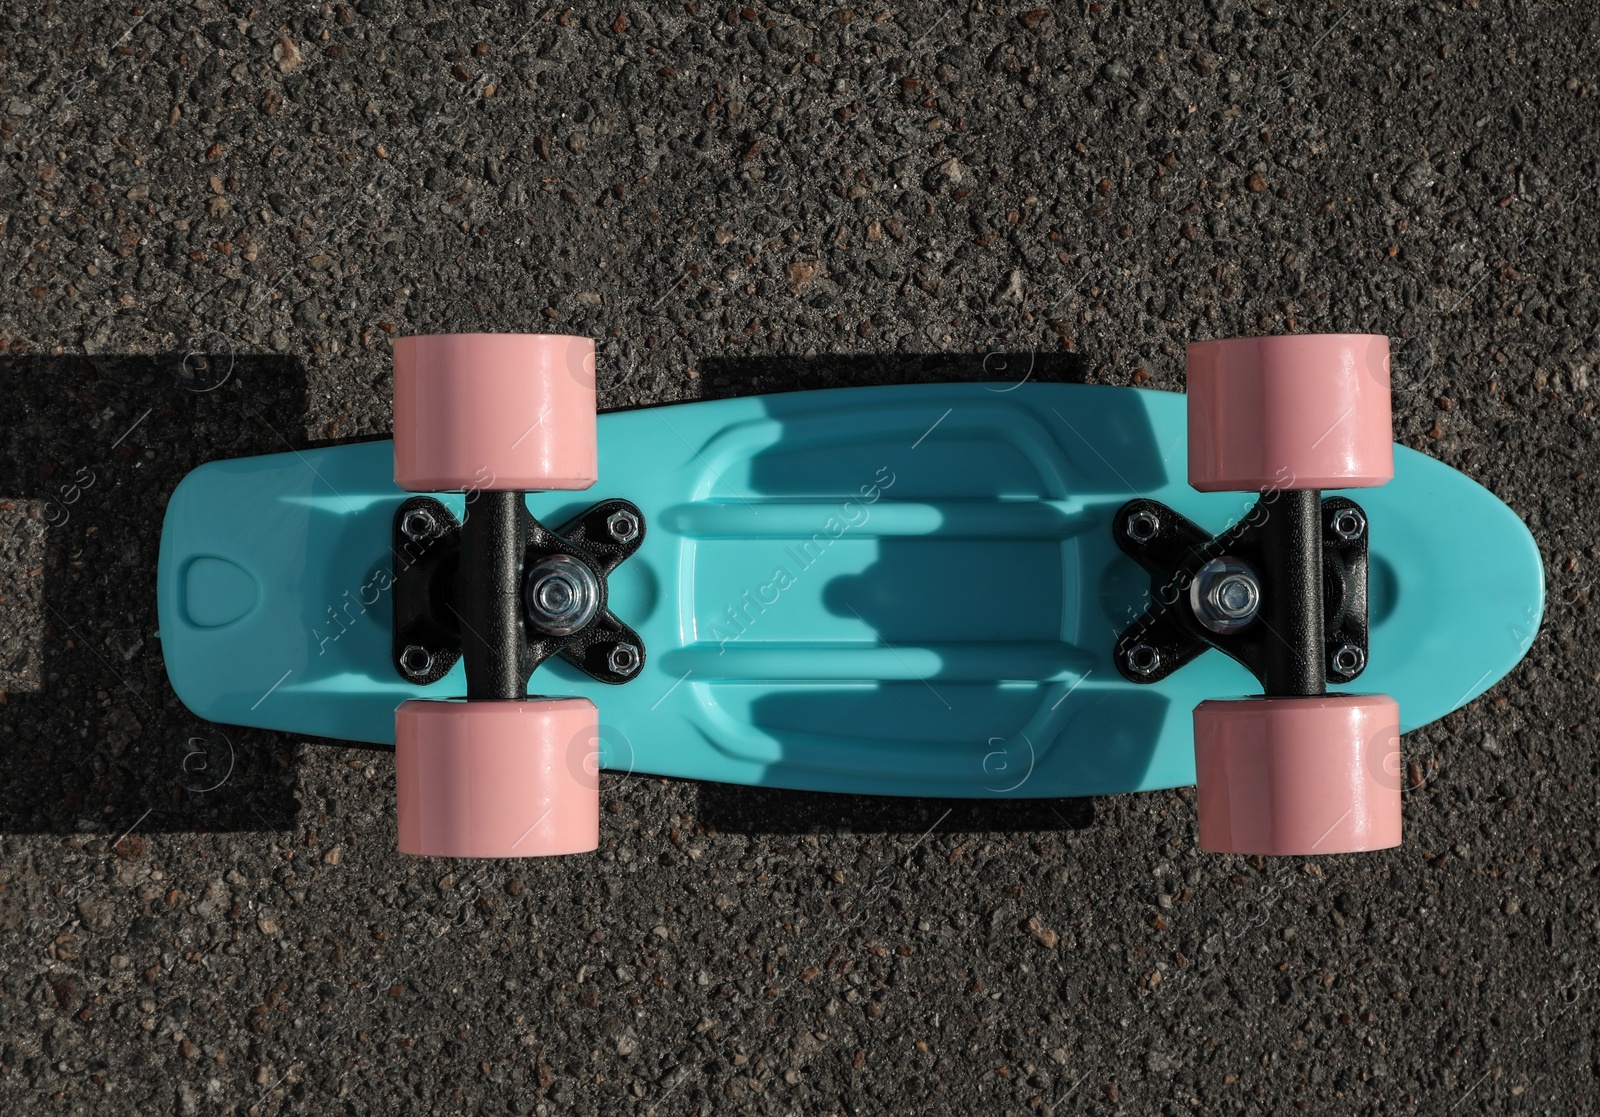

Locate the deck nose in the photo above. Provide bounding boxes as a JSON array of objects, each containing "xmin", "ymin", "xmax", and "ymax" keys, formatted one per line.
[{"xmin": 181, "ymin": 555, "xmax": 259, "ymax": 628}]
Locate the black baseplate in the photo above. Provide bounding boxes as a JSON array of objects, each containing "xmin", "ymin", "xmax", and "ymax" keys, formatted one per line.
[
  {"xmin": 1112, "ymin": 489, "xmax": 1369, "ymax": 696},
  {"xmin": 390, "ymin": 492, "xmax": 647, "ymax": 696}
]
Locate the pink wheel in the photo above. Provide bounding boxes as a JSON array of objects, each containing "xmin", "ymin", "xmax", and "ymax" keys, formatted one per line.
[
  {"xmin": 1193, "ymin": 694, "xmax": 1401, "ymax": 855},
  {"xmin": 1186, "ymin": 333, "xmax": 1393, "ymax": 492},
  {"xmin": 395, "ymin": 697, "xmax": 599, "ymax": 858},
  {"xmin": 394, "ymin": 333, "xmax": 597, "ymax": 492}
]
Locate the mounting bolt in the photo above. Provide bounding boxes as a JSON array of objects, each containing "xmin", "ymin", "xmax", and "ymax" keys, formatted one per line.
[
  {"xmin": 524, "ymin": 554, "xmax": 601, "ymax": 637},
  {"xmin": 1330, "ymin": 506, "xmax": 1366, "ymax": 542},
  {"xmin": 607, "ymin": 642, "xmax": 641, "ymax": 677},
  {"xmin": 1330, "ymin": 644, "xmax": 1366, "ymax": 679},
  {"xmin": 401, "ymin": 507, "xmax": 438, "ymax": 543},
  {"xmin": 1125, "ymin": 508, "xmax": 1161, "ymax": 544},
  {"xmin": 606, "ymin": 508, "xmax": 640, "ymax": 544},
  {"xmin": 1125, "ymin": 643, "xmax": 1161, "ymax": 677},
  {"xmin": 1190, "ymin": 557, "xmax": 1262, "ymax": 635},
  {"xmin": 400, "ymin": 645, "xmax": 434, "ymax": 678}
]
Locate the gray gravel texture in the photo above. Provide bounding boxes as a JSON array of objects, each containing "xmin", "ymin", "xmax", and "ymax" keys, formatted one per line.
[{"xmin": 1, "ymin": 1, "xmax": 1597, "ymax": 1114}]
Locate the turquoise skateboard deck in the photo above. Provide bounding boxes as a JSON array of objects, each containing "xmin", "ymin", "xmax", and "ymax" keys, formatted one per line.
[{"xmin": 156, "ymin": 382, "xmax": 1543, "ymax": 799}]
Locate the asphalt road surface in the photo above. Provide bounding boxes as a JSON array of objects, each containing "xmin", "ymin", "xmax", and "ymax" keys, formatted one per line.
[{"xmin": 1, "ymin": 3, "xmax": 1597, "ymax": 1115}]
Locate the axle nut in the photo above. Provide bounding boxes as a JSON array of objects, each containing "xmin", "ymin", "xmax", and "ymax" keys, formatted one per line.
[
  {"xmin": 1125, "ymin": 508, "xmax": 1161, "ymax": 544},
  {"xmin": 400, "ymin": 645, "xmax": 434, "ymax": 678},
  {"xmin": 401, "ymin": 507, "xmax": 438, "ymax": 543},
  {"xmin": 607, "ymin": 642, "xmax": 641, "ymax": 677},
  {"xmin": 1126, "ymin": 643, "xmax": 1161, "ymax": 677},
  {"xmin": 1330, "ymin": 644, "xmax": 1366, "ymax": 679},
  {"xmin": 606, "ymin": 509, "xmax": 640, "ymax": 544},
  {"xmin": 1330, "ymin": 507, "xmax": 1366, "ymax": 542}
]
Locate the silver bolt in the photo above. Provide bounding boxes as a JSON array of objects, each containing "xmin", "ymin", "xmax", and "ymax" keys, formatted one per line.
[
  {"xmin": 1211, "ymin": 575, "xmax": 1257, "ymax": 618},
  {"xmin": 1330, "ymin": 644, "xmax": 1366, "ymax": 678},
  {"xmin": 607, "ymin": 642, "xmax": 641, "ymax": 676},
  {"xmin": 400, "ymin": 645, "xmax": 434, "ymax": 678},
  {"xmin": 1330, "ymin": 507, "xmax": 1366, "ymax": 542},
  {"xmin": 1189, "ymin": 557, "xmax": 1262, "ymax": 635},
  {"xmin": 1126, "ymin": 643, "xmax": 1161, "ymax": 677},
  {"xmin": 606, "ymin": 509, "xmax": 640, "ymax": 543},
  {"xmin": 524, "ymin": 554, "xmax": 601, "ymax": 637},
  {"xmin": 401, "ymin": 507, "xmax": 438, "ymax": 542},
  {"xmin": 1125, "ymin": 508, "xmax": 1161, "ymax": 544}
]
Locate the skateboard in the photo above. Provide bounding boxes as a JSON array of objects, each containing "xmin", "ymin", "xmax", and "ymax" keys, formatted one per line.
[{"xmin": 156, "ymin": 333, "xmax": 1544, "ymax": 858}]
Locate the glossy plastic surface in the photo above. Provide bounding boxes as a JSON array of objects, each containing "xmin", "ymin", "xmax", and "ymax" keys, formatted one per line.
[
  {"xmin": 394, "ymin": 333, "xmax": 597, "ymax": 491},
  {"xmin": 396, "ymin": 698, "xmax": 599, "ymax": 858},
  {"xmin": 1193, "ymin": 694, "xmax": 1402, "ymax": 854},
  {"xmin": 157, "ymin": 382, "xmax": 1544, "ymax": 799},
  {"xmin": 1188, "ymin": 334, "xmax": 1394, "ymax": 491}
]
